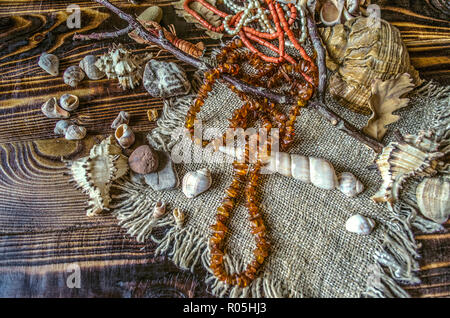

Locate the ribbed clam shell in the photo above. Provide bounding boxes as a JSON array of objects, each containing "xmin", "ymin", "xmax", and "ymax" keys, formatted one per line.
[
  {"xmin": 59, "ymin": 94, "xmax": 79, "ymax": 112},
  {"xmin": 38, "ymin": 52, "xmax": 59, "ymax": 76},
  {"xmin": 182, "ymin": 168, "xmax": 212, "ymax": 198},
  {"xmin": 79, "ymin": 55, "xmax": 105, "ymax": 80},
  {"xmin": 65, "ymin": 125, "xmax": 87, "ymax": 140},
  {"xmin": 41, "ymin": 97, "xmax": 70, "ymax": 119},
  {"xmin": 63, "ymin": 65, "xmax": 85, "ymax": 87},
  {"xmin": 345, "ymin": 214, "xmax": 375, "ymax": 235},
  {"xmin": 338, "ymin": 172, "xmax": 364, "ymax": 197},
  {"xmin": 416, "ymin": 177, "xmax": 450, "ymax": 224}
]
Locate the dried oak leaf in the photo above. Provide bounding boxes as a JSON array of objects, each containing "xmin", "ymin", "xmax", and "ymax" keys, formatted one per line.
[
  {"xmin": 363, "ymin": 73, "xmax": 415, "ymax": 141},
  {"xmin": 174, "ymin": 0, "xmax": 223, "ymax": 40}
]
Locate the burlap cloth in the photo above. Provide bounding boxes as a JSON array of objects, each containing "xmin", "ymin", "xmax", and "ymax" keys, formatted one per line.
[{"xmin": 110, "ymin": 76, "xmax": 448, "ymax": 297}]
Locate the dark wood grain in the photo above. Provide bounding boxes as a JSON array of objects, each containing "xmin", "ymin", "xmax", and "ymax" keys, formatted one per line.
[{"xmin": 0, "ymin": 0, "xmax": 448, "ymax": 298}]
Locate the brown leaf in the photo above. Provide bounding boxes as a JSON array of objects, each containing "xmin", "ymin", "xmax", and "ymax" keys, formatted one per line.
[
  {"xmin": 363, "ymin": 73, "xmax": 415, "ymax": 141},
  {"xmin": 174, "ymin": 0, "xmax": 223, "ymax": 40}
]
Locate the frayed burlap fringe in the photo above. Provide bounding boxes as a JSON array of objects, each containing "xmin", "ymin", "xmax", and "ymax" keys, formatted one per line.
[{"xmin": 110, "ymin": 82, "xmax": 448, "ymax": 298}]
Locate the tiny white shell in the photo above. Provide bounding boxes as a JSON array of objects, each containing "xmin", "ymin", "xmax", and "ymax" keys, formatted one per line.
[
  {"xmin": 182, "ymin": 168, "xmax": 212, "ymax": 198},
  {"xmin": 41, "ymin": 97, "xmax": 70, "ymax": 119},
  {"xmin": 63, "ymin": 65, "xmax": 85, "ymax": 87},
  {"xmin": 59, "ymin": 94, "xmax": 79, "ymax": 112},
  {"xmin": 309, "ymin": 157, "xmax": 338, "ymax": 190},
  {"xmin": 153, "ymin": 201, "xmax": 167, "ymax": 219},
  {"xmin": 54, "ymin": 120, "xmax": 72, "ymax": 135},
  {"xmin": 115, "ymin": 123, "xmax": 135, "ymax": 148},
  {"xmin": 65, "ymin": 125, "xmax": 87, "ymax": 140},
  {"xmin": 338, "ymin": 172, "xmax": 364, "ymax": 197},
  {"xmin": 345, "ymin": 214, "xmax": 375, "ymax": 235},
  {"xmin": 38, "ymin": 52, "xmax": 59, "ymax": 76}
]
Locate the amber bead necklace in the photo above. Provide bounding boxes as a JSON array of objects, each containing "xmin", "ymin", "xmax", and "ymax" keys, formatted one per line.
[{"xmin": 185, "ymin": 38, "xmax": 317, "ymax": 288}]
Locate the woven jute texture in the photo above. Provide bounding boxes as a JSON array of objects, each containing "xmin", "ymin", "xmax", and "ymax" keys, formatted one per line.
[{"xmin": 111, "ymin": 80, "xmax": 449, "ymax": 298}]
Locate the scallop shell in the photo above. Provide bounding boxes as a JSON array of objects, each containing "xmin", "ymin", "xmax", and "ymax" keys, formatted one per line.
[
  {"xmin": 338, "ymin": 172, "xmax": 364, "ymax": 197},
  {"xmin": 182, "ymin": 168, "xmax": 212, "ymax": 198},
  {"xmin": 173, "ymin": 208, "xmax": 185, "ymax": 228},
  {"xmin": 153, "ymin": 201, "xmax": 167, "ymax": 219},
  {"xmin": 416, "ymin": 177, "xmax": 450, "ymax": 224},
  {"xmin": 63, "ymin": 65, "xmax": 85, "ymax": 87},
  {"xmin": 59, "ymin": 94, "xmax": 79, "ymax": 112},
  {"xmin": 79, "ymin": 55, "xmax": 105, "ymax": 80},
  {"xmin": 54, "ymin": 120, "xmax": 73, "ymax": 135},
  {"xmin": 345, "ymin": 214, "xmax": 375, "ymax": 235},
  {"xmin": 319, "ymin": 17, "xmax": 422, "ymax": 114},
  {"xmin": 111, "ymin": 111, "xmax": 130, "ymax": 129},
  {"xmin": 115, "ymin": 123, "xmax": 135, "ymax": 149},
  {"xmin": 67, "ymin": 136, "xmax": 129, "ymax": 216},
  {"xmin": 38, "ymin": 52, "xmax": 59, "ymax": 76},
  {"xmin": 65, "ymin": 125, "xmax": 87, "ymax": 140},
  {"xmin": 41, "ymin": 97, "xmax": 70, "ymax": 119}
]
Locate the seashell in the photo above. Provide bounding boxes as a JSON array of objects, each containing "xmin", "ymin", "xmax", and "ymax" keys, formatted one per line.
[
  {"xmin": 79, "ymin": 55, "xmax": 105, "ymax": 80},
  {"xmin": 128, "ymin": 145, "xmax": 159, "ymax": 174},
  {"xmin": 59, "ymin": 94, "xmax": 79, "ymax": 112},
  {"xmin": 319, "ymin": 17, "xmax": 422, "ymax": 114},
  {"xmin": 416, "ymin": 177, "xmax": 450, "ymax": 224},
  {"xmin": 338, "ymin": 172, "xmax": 364, "ymax": 197},
  {"xmin": 345, "ymin": 214, "xmax": 375, "ymax": 235},
  {"xmin": 38, "ymin": 52, "xmax": 59, "ymax": 76},
  {"xmin": 372, "ymin": 130, "xmax": 447, "ymax": 208},
  {"xmin": 172, "ymin": 208, "xmax": 185, "ymax": 228},
  {"xmin": 65, "ymin": 125, "xmax": 87, "ymax": 140},
  {"xmin": 320, "ymin": 0, "xmax": 345, "ymax": 26},
  {"xmin": 54, "ymin": 120, "xmax": 73, "ymax": 135},
  {"xmin": 182, "ymin": 168, "xmax": 212, "ymax": 198},
  {"xmin": 147, "ymin": 109, "xmax": 158, "ymax": 122},
  {"xmin": 67, "ymin": 136, "xmax": 128, "ymax": 216},
  {"xmin": 111, "ymin": 111, "xmax": 130, "ymax": 129},
  {"xmin": 95, "ymin": 44, "xmax": 152, "ymax": 90},
  {"xmin": 63, "ymin": 65, "xmax": 85, "ymax": 87},
  {"xmin": 152, "ymin": 201, "xmax": 167, "ymax": 219},
  {"xmin": 138, "ymin": 6, "xmax": 163, "ymax": 23},
  {"xmin": 219, "ymin": 147, "xmax": 364, "ymax": 195},
  {"xmin": 115, "ymin": 123, "xmax": 135, "ymax": 148},
  {"xmin": 41, "ymin": 97, "xmax": 70, "ymax": 119},
  {"xmin": 143, "ymin": 59, "xmax": 191, "ymax": 98}
]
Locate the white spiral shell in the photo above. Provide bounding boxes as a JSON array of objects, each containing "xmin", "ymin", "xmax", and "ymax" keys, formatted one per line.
[
  {"xmin": 345, "ymin": 214, "xmax": 375, "ymax": 235},
  {"xmin": 182, "ymin": 168, "xmax": 212, "ymax": 198},
  {"xmin": 338, "ymin": 172, "xmax": 364, "ymax": 197}
]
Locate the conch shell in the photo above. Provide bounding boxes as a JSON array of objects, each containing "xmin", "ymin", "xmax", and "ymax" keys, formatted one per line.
[
  {"xmin": 319, "ymin": 16, "xmax": 422, "ymax": 114},
  {"xmin": 182, "ymin": 168, "xmax": 212, "ymax": 198},
  {"xmin": 67, "ymin": 136, "xmax": 128, "ymax": 216},
  {"xmin": 115, "ymin": 124, "xmax": 135, "ymax": 149},
  {"xmin": 416, "ymin": 177, "xmax": 449, "ymax": 224},
  {"xmin": 41, "ymin": 97, "xmax": 70, "ymax": 119}
]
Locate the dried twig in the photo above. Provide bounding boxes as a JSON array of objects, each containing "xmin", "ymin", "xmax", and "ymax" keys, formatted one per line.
[
  {"xmin": 85, "ymin": 0, "xmax": 384, "ymax": 153},
  {"xmin": 73, "ymin": 25, "xmax": 133, "ymax": 41}
]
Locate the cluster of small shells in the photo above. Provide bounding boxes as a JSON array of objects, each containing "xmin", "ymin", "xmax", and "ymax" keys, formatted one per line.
[{"xmin": 95, "ymin": 44, "xmax": 152, "ymax": 90}]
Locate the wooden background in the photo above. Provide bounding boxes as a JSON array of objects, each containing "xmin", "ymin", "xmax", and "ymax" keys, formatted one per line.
[{"xmin": 0, "ymin": 0, "xmax": 449, "ymax": 298}]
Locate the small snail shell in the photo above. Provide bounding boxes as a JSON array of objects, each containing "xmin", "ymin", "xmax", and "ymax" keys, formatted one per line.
[
  {"xmin": 79, "ymin": 55, "xmax": 105, "ymax": 80},
  {"xmin": 173, "ymin": 208, "xmax": 185, "ymax": 228},
  {"xmin": 338, "ymin": 172, "xmax": 364, "ymax": 197},
  {"xmin": 320, "ymin": 0, "xmax": 345, "ymax": 26},
  {"xmin": 115, "ymin": 123, "xmax": 135, "ymax": 148},
  {"xmin": 59, "ymin": 94, "xmax": 79, "ymax": 112},
  {"xmin": 63, "ymin": 65, "xmax": 85, "ymax": 87},
  {"xmin": 147, "ymin": 109, "xmax": 158, "ymax": 122},
  {"xmin": 152, "ymin": 201, "xmax": 167, "ymax": 219},
  {"xmin": 41, "ymin": 97, "xmax": 70, "ymax": 119},
  {"xmin": 111, "ymin": 111, "xmax": 130, "ymax": 129},
  {"xmin": 416, "ymin": 177, "xmax": 449, "ymax": 224},
  {"xmin": 38, "ymin": 52, "xmax": 59, "ymax": 76},
  {"xmin": 65, "ymin": 125, "xmax": 87, "ymax": 140},
  {"xmin": 54, "ymin": 120, "xmax": 73, "ymax": 135},
  {"xmin": 345, "ymin": 214, "xmax": 375, "ymax": 235},
  {"xmin": 182, "ymin": 168, "xmax": 212, "ymax": 198}
]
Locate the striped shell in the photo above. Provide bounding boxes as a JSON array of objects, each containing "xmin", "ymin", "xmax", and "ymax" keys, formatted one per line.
[
  {"xmin": 320, "ymin": 16, "xmax": 422, "ymax": 114},
  {"xmin": 68, "ymin": 136, "xmax": 128, "ymax": 216},
  {"xmin": 416, "ymin": 177, "xmax": 450, "ymax": 224}
]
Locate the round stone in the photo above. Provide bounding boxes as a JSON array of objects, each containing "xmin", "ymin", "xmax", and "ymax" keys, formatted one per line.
[{"xmin": 128, "ymin": 145, "xmax": 159, "ymax": 174}]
